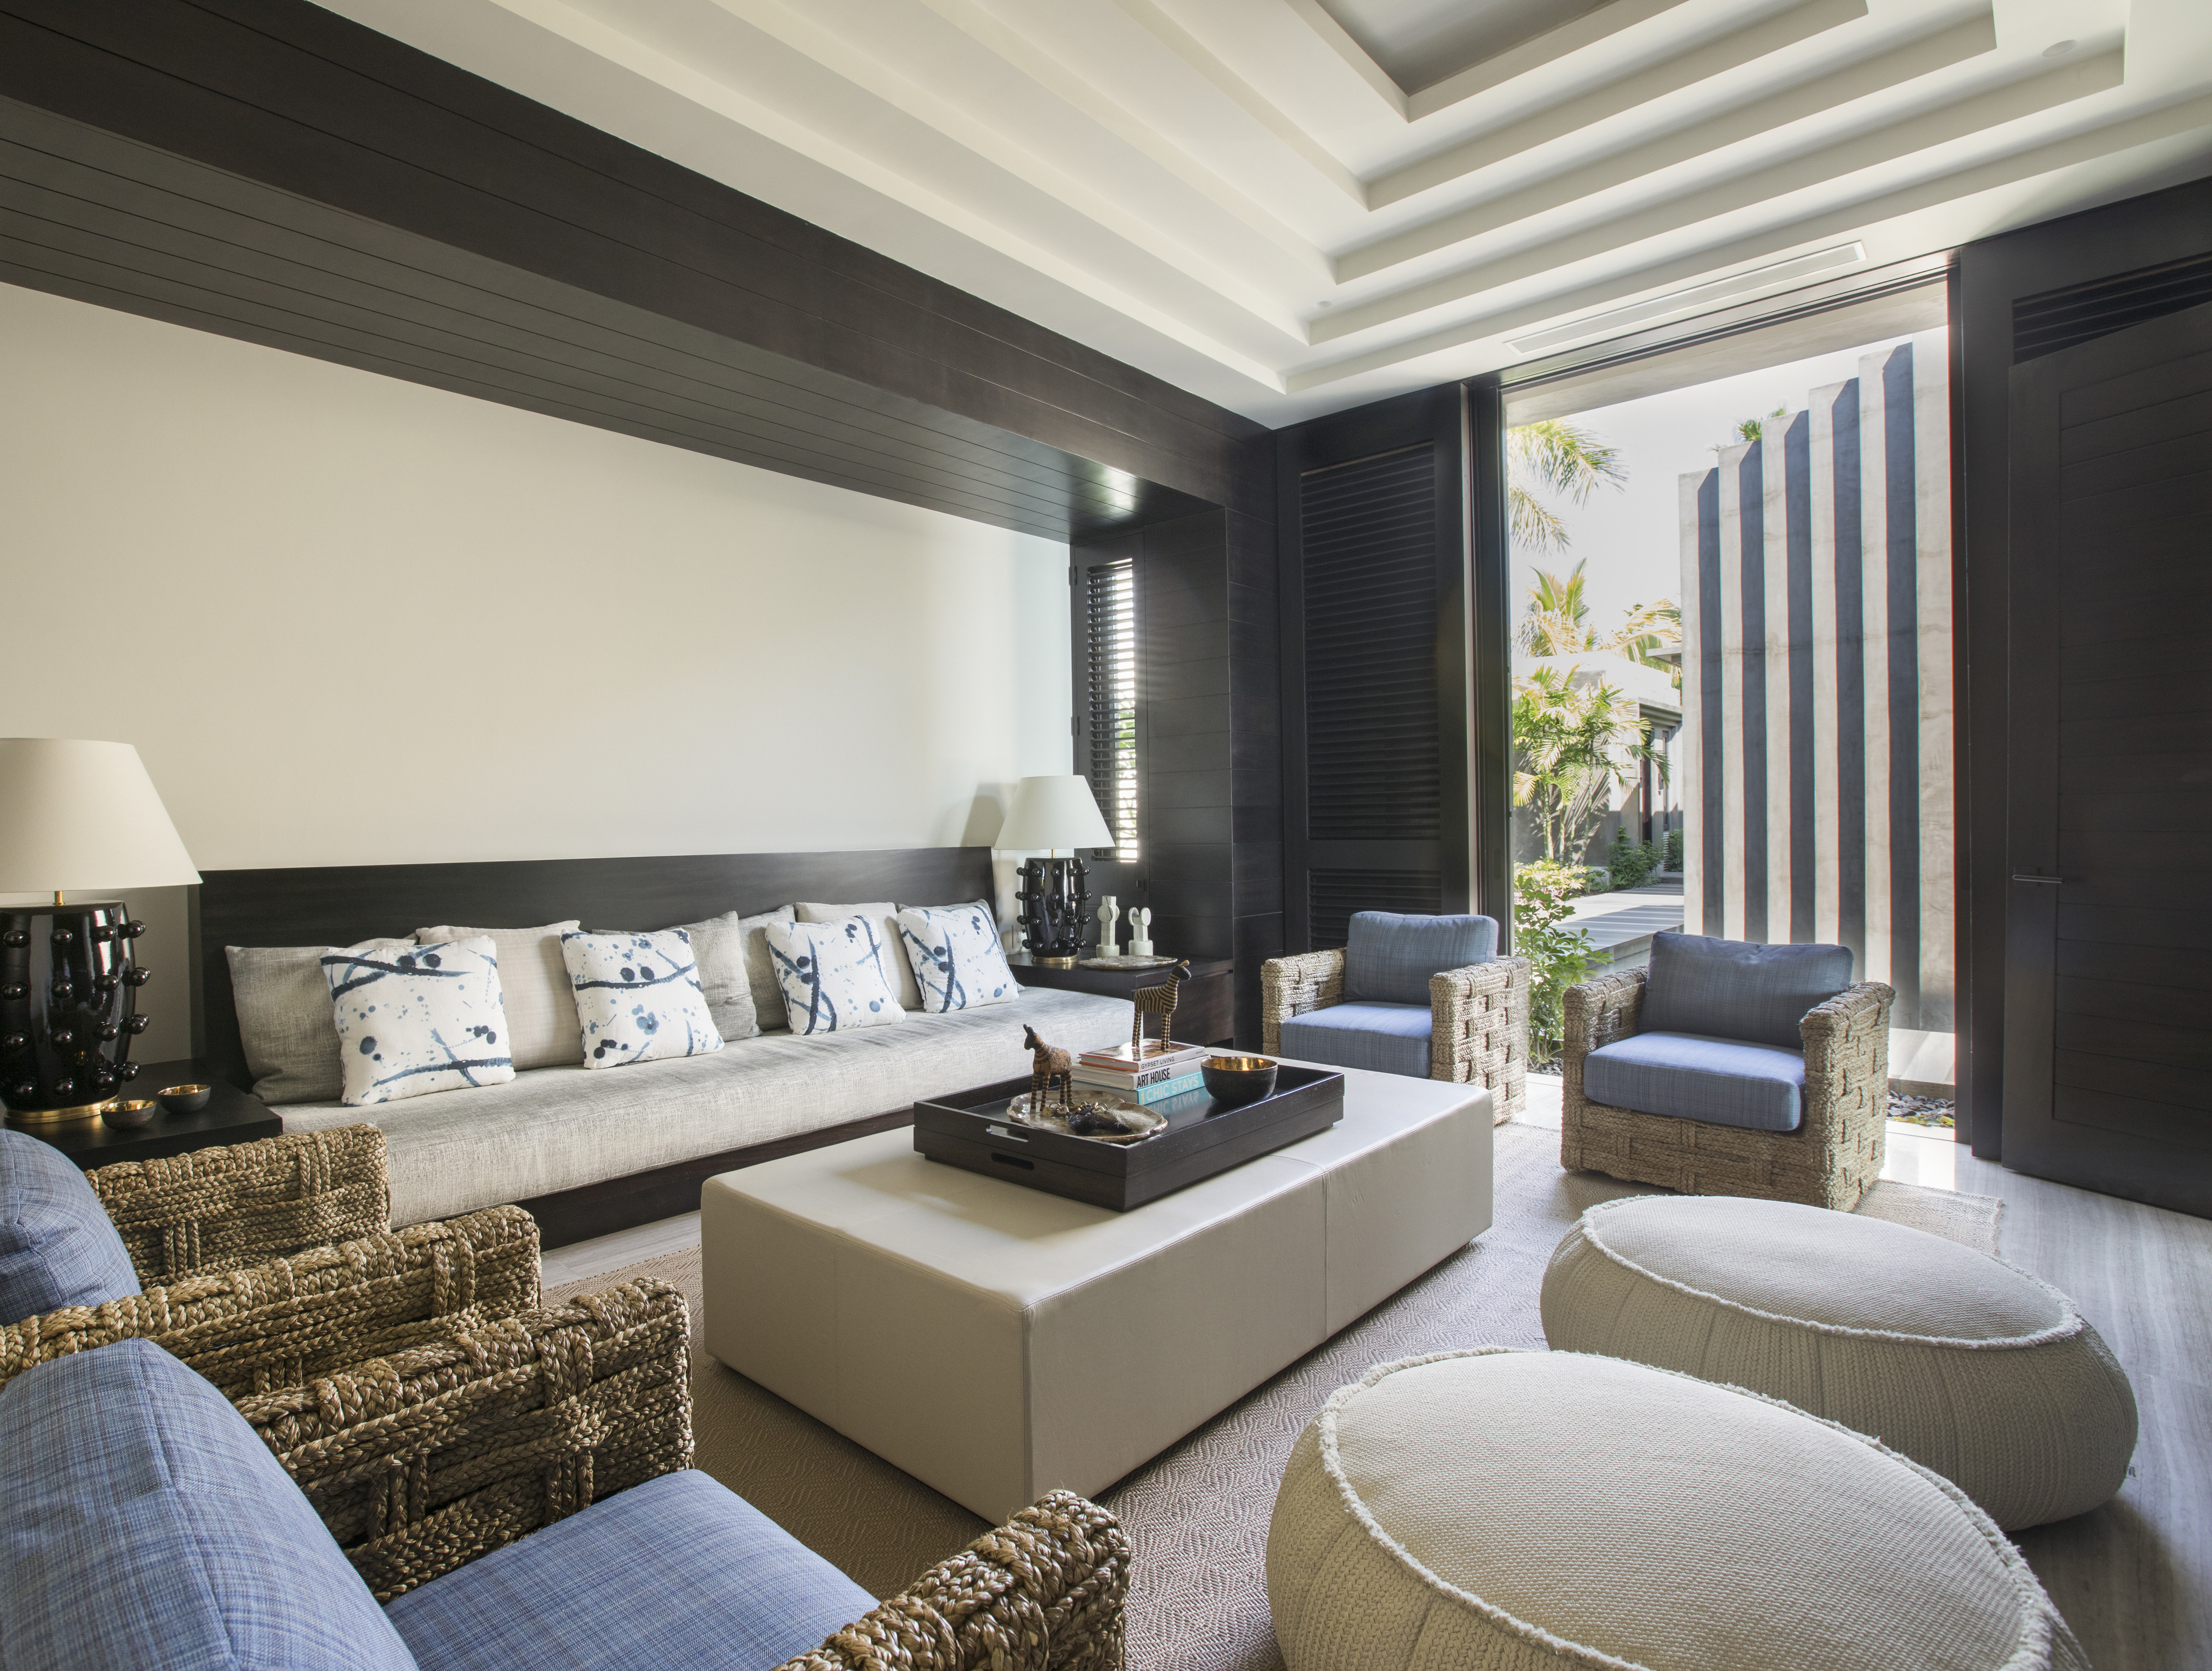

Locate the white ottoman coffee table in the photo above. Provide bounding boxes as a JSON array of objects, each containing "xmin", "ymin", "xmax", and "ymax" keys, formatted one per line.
[{"xmin": 701, "ymin": 1067, "xmax": 1492, "ymax": 1521}]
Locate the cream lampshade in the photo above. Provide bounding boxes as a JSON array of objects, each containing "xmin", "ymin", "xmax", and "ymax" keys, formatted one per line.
[
  {"xmin": 0, "ymin": 739, "xmax": 200, "ymax": 1123},
  {"xmin": 994, "ymin": 776, "xmax": 1115, "ymax": 967},
  {"xmin": 995, "ymin": 775, "xmax": 1114, "ymax": 854}
]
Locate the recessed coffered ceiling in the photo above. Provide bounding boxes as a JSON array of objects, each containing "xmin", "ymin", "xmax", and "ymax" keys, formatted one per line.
[{"xmin": 321, "ymin": 0, "xmax": 2212, "ymax": 423}]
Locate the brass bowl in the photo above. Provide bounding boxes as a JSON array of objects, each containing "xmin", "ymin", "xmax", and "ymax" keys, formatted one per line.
[
  {"xmin": 1201, "ymin": 1054, "xmax": 1278, "ymax": 1106},
  {"xmin": 102, "ymin": 1099, "xmax": 160, "ymax": 1130},
  {"xmin": 157, "ymin": 1083, "xmax": 214, "ymax": 1115}
]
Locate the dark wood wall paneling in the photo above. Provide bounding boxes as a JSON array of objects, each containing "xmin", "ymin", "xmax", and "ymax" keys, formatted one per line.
[
  {"xmin": 0, "ymin": 0, "xmax": 1269, "ymax": 540},
  {"xmin": 1071, "ymin": 500, "xmax": 1282, "ymax": 1046},
  {"xmin": 1955, "ymin": 173, "xmax": 2212, "ymax": 1160}
]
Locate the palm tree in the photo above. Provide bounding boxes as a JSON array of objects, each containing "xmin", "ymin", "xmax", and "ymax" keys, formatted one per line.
[{"xmin": 1508, "ymin": 420, "xmax": 1624, "ymax": 554}]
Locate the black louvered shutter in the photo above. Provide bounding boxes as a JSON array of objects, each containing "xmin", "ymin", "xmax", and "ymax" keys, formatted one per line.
[
  {"xmin": 2013, "ymin": 250, "xmax": 2212, "ymax": 361},
  {"xmin": 1082, "ymin": 557, "xmax": 1139, "ymax": 860},
  {"xmin": 1294, "ymin": 443, "xmax": 1448, "ymax": 948}
]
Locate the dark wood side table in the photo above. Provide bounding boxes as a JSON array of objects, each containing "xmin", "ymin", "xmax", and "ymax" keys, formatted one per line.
[
  {"xmin": 10, "ymin": 1059, "xmax": 281, "ymax": 1170},
  {"xmin": 1009, "ymin": 955, "xmax": 1236, "ymax": 1047}
]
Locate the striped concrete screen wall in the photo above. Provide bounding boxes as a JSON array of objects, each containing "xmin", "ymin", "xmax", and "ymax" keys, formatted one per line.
[{"xmin": 1678, "ymin": 331, "xmax": 1953, "ymax": 1028}]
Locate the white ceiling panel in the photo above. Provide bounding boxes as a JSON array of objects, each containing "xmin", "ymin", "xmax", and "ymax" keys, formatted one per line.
[{"xmin": 318, "ymin": 0, "xmax": 2212, "ymax": 423}]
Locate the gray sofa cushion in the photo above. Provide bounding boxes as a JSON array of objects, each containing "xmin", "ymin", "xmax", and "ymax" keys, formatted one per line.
[
  {"xmin": 1343, "ymin": 913, "xmax": 1497, "ymax": 1006},
  {"xmin": 1583, "ymin": 1031, "xmax": 1807, "ymax": 1132},
  {"xmin": 281, "ymin": 986, "xmax": 1134, "ymax": 1225},
  {"xmin": 226, "ymin": 940, "xmax": 410, "ymax": 1105},
  {"xmin": 670, "ymin": 912, "xmax": 760, "ymax": 1043},
  {"xmin": 1639, "ymin": 932, "xmax": 1852, "ymax": 1049},
  {"xmin": 1280, "ymin": 1002, "xmax": 1432, "ymax": 1079}
]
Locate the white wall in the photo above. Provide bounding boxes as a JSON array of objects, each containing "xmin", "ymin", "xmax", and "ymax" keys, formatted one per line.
[{"xmin": 1, "ymin": 284, "xmax": 1073, "ymax": 1060}]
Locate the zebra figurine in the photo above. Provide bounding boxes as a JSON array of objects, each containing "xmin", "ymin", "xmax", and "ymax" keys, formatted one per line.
[{"xmin": 1129, "ymin": 960, "xmax": 1191, "ymax": 1057}]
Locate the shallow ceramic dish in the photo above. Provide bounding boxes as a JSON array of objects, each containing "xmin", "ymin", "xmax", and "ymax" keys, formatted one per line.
[
  {"xmin": 1077, "ymin": 955, "xmax": 1179, "ymax": 971},
  {"xmin": 157, "ymin": 1082, "xmax": 213, "ymax": 1115},
  {"xmin": 102, "ymin": 1099, "xmax": 159, "ymax": 1130},
  {"xmin": 1006, "ymin": 1090, "xmax": 1166, "ymax": 1143}
]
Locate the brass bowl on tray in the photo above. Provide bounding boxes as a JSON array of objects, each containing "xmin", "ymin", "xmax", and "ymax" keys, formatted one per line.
[
  {"xmin": 157, "ymin": 1083, "xmax": 213, "ymax": 1115},
  {"xmin": 1201, "ymin": 1055, "xmax": 1278, "ymax": 1106}
]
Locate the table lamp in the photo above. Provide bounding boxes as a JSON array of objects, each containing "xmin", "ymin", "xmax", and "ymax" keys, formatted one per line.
[
  {"xmin": 0, "ymin": 739, "xmax": 200, "ymax": 1123},
  {"xmin": 995, "ymin": 775, "xmax": 1114, "ymax": 968}
]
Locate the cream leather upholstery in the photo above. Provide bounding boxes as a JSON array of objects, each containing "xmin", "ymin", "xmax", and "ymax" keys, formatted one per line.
[{"xmin": 700, "ymin": 1067, "xmax": 1493, "ymax": 1521}]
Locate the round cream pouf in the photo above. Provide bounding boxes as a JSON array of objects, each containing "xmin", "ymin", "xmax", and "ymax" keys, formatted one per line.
[
  {"xmin": 1540, "ymin": 1195, "xmax": 2137, "ymax": 1530},
  {"xmin": 1265, "ymin": 1349, "xmax": 2086, "ymax": 1671}
]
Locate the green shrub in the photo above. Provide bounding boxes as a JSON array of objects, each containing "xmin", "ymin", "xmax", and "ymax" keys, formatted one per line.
[
  {"xmin": 1664, "ymin": 827, "xmax": 1683, "ymax": 869},
  {"xmin": 1514, "ymin": 861, "xmax": 1595, "ymax": 1066},
  {"xmin": 1575, "ymin": 865, "xmax": 1610, "ymax": 895},
  {"xmin": 1607, "ymin": 826, "xmax": 1660, "ymax": 891}
]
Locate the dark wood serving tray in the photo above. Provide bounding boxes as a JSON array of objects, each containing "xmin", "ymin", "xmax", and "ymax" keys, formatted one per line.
[{"xmin": 913, "ymin": 1064, "xmax": 1345, "ymax": 1210}]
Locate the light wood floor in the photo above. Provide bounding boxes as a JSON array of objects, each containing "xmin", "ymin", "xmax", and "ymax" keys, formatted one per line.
[{"xmin": 542, "ymin": 1115, "xmax": 2209, "ymax": 1671}]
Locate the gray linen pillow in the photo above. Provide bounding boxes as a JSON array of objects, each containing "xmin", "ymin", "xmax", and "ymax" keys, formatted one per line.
[
  {"xmin": 225, "ymin": 939, "xmax": 409, "ymax": 1105},
  {"xmin": 670, "ymin": 911, "xmax": 760, "ymax": 1042},
  {"xmin": 415, "ymin": 921, "xmax": 583, "ymax": 1070},
  {"xmin": 740, "ymin": 906, "xmax": 795, "ymax": 1031},
  {"xmin": 795, "ymin": 901, "xmax": 920, "ymax": 1010}
]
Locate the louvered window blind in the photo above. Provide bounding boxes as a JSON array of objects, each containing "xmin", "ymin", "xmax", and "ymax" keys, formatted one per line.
[
  {"xmin": 1300, "ymin": 444, "xmax": 1441, "ymax": 843},
  {"xmin": 1083, "ymin": 557, "xmax": 1140, "ymax": 861},
  {"xmin": 2013, "ymin": 250, "xmax": 2212, "ymax": 361}
]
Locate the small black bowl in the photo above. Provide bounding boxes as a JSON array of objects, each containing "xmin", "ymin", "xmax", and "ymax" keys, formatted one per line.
[
  {"xmin": 1202, "ymin": 1054, "xmax": 1278, "ymax": 1106},
  {"xmin": 102, "ymin": 1099, "xmax": 160, "ymax": 1130},
  {"xmin": 157, "ymin": 1083, "xmax": 214, "ymax": 1116}
]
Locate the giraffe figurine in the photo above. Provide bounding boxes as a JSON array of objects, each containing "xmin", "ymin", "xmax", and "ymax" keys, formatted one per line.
[
  {"xmin": 1022, "ymin": 1025, "xmax": 1074, "ymax": 1115},
  {"xmin": 1129, "ymin": 960, "xmax": 1191, "ymax": 1058}
]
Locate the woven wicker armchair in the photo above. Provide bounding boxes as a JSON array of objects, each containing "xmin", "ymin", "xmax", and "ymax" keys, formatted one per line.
[
  {"xmin": 244, "ymin": 1277, "xmax": 1131, "ymax": 1670},
  {"xmin": 0, "ymin": 1123, "xmax": 541, "ymax": 1402},
  {"xmin": 1559, "ymin": 967, "xmax": 1894, "ymax": 1210},
  {"xmin": 1262, "ymin": 948, "xmax": 1530, "ymax": 1123}
]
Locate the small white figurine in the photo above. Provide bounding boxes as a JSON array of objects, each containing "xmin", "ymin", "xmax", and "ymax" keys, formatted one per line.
[
  {"xmin": 1128, "ymin": 907, "xmax": 1154, "ymax": 957},
  {"xmin": 1097, "ymin": 896, "xmax": 1121, "ymax": 957}
]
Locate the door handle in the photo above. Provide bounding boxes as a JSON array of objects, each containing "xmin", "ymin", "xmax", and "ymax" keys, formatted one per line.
[{"xmin": 2011, "ymin": 873, "xmax": 2063, "ymax": 885}]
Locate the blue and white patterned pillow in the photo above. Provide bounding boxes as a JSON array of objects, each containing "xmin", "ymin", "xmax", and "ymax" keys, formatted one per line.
[
  {"xmin": 896, "ymin": 904, "xmax": 1016, "ymax": 1013},
  {"xmin": 764, "ymin": 918, "xmax": 907, "ymax": 1035},
  {"xmin": 320, "ymin": 937, "xmax": 515, "ymax": 1107},
  {"xmin": 559, "ymin": 931, "xmax": 725, "ymax": 1068}
]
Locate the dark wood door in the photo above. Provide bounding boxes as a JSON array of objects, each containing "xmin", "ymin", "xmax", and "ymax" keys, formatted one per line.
[{"xmin": 2004, "ymin": 297, "xmax": 2212, "ymax": 1216}]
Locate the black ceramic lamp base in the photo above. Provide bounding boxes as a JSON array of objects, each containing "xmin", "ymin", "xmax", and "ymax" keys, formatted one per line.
[
  {"xmin": 1014, "ymin": 856, "xmax": 1091, "ymax": 967},
  {"xmin": 0, "ymin": 901, "xmax": 152, "ymax": 1123}
]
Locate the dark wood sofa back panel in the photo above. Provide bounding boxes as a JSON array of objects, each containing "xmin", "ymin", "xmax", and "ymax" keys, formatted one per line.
[{"xmin": 192, "ymin": 847, "xmax": 996, "ymax": 1090}]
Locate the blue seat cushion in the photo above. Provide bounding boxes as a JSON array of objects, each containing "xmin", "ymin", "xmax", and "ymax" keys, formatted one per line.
[
  {"xmin": 390, "ymin": 1468, "xmax": 873, "ymax": 1671},
  {"xmin": 1280, "ymin": 1002, "xmax": 1433, "ymax": 1080},
  {"xmin": 1343, "ymin": 912, "xmax": 1498, "ymax": 1006},
  {"xmin": 0, "ymin": 1127, "xmax": 141, "ymax": 1325},
  {"xmin": 1639, "ymin": 932, "xmax": 1853, "ymax": 1050},
  {"xmin": 0, "ymin": 1337, "xmax": 415, "ymax": 1671},
  {"xmin": 1583, "ymin": 1031, "xmax": 1808, "ymax": 1133}
]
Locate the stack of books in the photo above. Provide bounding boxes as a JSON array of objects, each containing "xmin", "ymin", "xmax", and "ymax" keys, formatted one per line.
[{"xmin": 1072, "ymin": 1040, "xmax": 1209, "ymax": 1105}]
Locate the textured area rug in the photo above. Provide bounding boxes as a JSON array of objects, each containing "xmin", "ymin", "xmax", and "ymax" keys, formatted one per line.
[{"xmin": 547, "ymin": 1124, "xmax": 2001, "ymax": 1669}]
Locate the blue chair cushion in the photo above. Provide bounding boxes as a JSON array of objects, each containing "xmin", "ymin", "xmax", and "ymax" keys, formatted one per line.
[
  {"xmin": 1279, "ymin": 1002, "xmax": 1433, "ymax": 1080},
  {"xmin": 389, "ymin": 1468, "xmax": 873, "ymax": 1671},
  {"xmin": 1638, "ymin": 932, "xmax": 1852, "ymax": 1050},
  {"xmin": 1343, "ymin": 912, "xmax": 1498, "ymax": 1006},
  {"xmin": 1583, "ymin": 1031, "xmax": 1807, "ymax": 1133},
  {"xmin": 0, "ymin": 1127, "xmax": 141, "ymax": 1325},
  {"xmin": 0, "ymin": 1337, "xmax": 415, "ymax": 1671}
]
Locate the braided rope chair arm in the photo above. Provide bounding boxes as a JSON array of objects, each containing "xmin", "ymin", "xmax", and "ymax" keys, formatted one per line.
[
  {"xmin": 1261, "ymin": 950, "xmax": 1345, "ymax": 1055},
  {"xmin": 240, "ymin": 1278, "xmax": 692, "ymax": 1602},
  {"xmin": 0, "ymin": 1205, "xmax": 539, "ymax": 1402},
  {"xmin": 90, "ymin": 1124, "xmax": 391, "ymax": 1283},
  {"xmin": 1799, "ymin": 981, "xmax": 1895, "ymax": 1146},
  {"xmin": 1562, "ymin": 968, "xmax": 1647, "ymax": 1060},
  {"xmin": 781, "ymin": 1491, "xmax": 1130, "ymax": 1671},
  {"xmin": 1428, "ymin": 958, "xmax": 1532, "ymax": 1119}
]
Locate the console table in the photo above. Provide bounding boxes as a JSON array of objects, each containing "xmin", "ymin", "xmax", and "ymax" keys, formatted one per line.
[
  {"xmin": 11, "ymin": 1059, "xmax": 280, "ymax": 1169},
  {"xmin": 1008, "ymin": 953, "xmax": 1235, "ymax": 1046}
]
